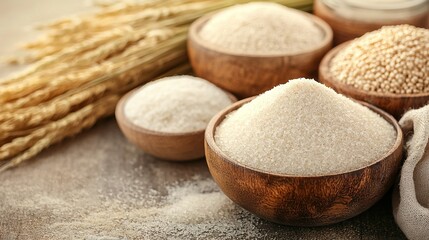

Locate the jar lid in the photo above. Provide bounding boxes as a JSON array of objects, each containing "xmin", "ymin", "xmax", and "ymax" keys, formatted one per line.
[
  {"xmin": 344, "ymin": 0, "xmax": 427, "ymax": 10},
  {"xmin": 323, "ymin": 0, "xmax": 428, "ymax": 22}
]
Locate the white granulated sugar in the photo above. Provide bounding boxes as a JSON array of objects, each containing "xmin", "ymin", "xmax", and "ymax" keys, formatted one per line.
[
  {"xmin": 124, "ymin": 75, "xmax": 233, "ymax": 133},
  {"xmin": 160, "ymin": 180, "xmax": 237, "ymax": 224},
  {"xmin": 215, "ymin": 79, "xmax": 396, "ymax": 176},
  {"xmin": 199, "ymin": 2, "xmax": 323, "ymax": 55}
]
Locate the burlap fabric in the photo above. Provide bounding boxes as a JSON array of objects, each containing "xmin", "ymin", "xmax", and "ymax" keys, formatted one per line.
[{"xmin": 393, "ymin": 105, "xmax": 429, "ymax": 240}]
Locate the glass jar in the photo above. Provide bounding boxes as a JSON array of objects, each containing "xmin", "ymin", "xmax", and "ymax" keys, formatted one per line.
[{"xmin": 314, "ymin": 0, "xmax": 429, "ymax": 45}]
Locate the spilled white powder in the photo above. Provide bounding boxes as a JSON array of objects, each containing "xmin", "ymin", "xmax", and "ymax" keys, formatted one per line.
[
  {"xmin": 215, "ymin": 79, "xmax": 396, "ymax": 176},
  {"xmin": 38, "ymin": 177, "xmax": 263, "ymax": 239},
  {"xmin": 199, "ymin": 2, "xmax": 324, "ymax": 55},
  {"xmin": 124, "ymin": 75, "xmax": 233, "ymax": 133}
]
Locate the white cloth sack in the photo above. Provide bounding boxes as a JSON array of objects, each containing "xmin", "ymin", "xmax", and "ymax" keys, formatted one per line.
[{"xmin": 393, "ymin": 105, "xmax": 429, "ymax": 240}]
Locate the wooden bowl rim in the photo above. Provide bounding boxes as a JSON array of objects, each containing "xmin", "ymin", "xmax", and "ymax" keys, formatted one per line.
[
  {"xmin": 116, "ymin": 84, "xmax": 237, "ymax": 138},
  {"xmin": 320, "ymin": 41, "xmax": 429, "ymax": 99},
  {"xmin": 205, "ymin": 97, "xmax": 403, "ymax": 178},
  {"xmin": 189, "ymin": 8, "xmax": 333, "ymax": 58}
]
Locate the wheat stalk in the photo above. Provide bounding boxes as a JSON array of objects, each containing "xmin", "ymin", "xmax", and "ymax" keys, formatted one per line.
[
  {"xmin": 0, "ymin": 29, "xmax": 184, "ymax": 110},
  {"xmin": 0, "ymin": 95, "xmax": 119, "ymax": 172}
]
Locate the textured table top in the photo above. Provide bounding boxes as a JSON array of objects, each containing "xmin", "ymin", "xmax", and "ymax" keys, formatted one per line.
[{"xmin": 0, "ymin": 0, "xmax": 406, "ymax": 239}]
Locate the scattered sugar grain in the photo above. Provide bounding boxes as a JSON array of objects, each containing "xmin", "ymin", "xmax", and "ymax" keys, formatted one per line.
[
  {"xmin": 45, "ymin": 178, "xmax": 263, "ymax": 239},
  {"xmin": 200, "ymin": 2, "xmax": 324, "ymax": 55},
  {"xmin": 215, "ymin": 79, "xmax": 396, "ymax": 176},
  {"xmin": 1, "ymin": 175, "xmax": 263, "ymax": 239},
  {"xmin": 124, "ymin": 75, "xmax": 233, "ymax": 133}
]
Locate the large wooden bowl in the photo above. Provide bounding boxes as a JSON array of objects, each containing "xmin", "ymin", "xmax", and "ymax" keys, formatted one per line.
[
  {"xmin": 319, "ymin": 42, "xmax": 429, "ymax": 119},
  {"xmin": 205, "ymin": 98, "xmax": 403, "ymax": 226},
  {"xmin": 188, "ymin": 10, "xmax": 333, "ymax": 98},
  {"xmin": 116, "ymin": 88, "xmax": 236, "ymax": 161}
]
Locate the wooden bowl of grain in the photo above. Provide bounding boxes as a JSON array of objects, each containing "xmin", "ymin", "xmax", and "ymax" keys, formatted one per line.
[
  {"xmin": 205, "ymin": 97, "xmax": 403, "ymax": 226},
  {"xmin": 319, "ymin": 41, "xmax": 429, "ymax": 119},
  {"xmin": 116, "ymin": 87, "xmax": 237, "ymax": 161},
  {"xmin": 188, "ymin": 8, "xmax": 333, "ymax": 98}
]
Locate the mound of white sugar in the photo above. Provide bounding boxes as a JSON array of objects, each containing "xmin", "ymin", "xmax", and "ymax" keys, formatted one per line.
[
  {"xmin": 215, "ymin": 79, "xmax": 396, "ymax": 176},
  {"xmin": 124, "ymin": 75, "xmax": 233, "ymax": 133},
  {"xmin": 199, "ymin": 2, "xmax": 323, "ymax": 55}
]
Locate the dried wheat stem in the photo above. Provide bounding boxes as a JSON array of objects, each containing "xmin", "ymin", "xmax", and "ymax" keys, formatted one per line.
[
  {"xmin": 0, "ymin": 84, "xmax": 110, "ymax": 133},
  {"xmin": 93, "ymin": 0, "xmax": 173, "ymax": 18},
  {"xmin": 0, "ymin": 30, "xmax": 181, "ymax": 111},
  {"xmin": 23, "ymin": 25, "xmax": 109, "ymax": 50},
  {"xmin": 20, "ymin": 2, "xmax": 203, "ymax": 52},
  {"xmin": 39, "ymin": 27, "xmax": 180, "ymax": 66},
  {"xmin": 0, "ymin": 64, "xmax": 110, "ymax": 103},
  {"xmin": 18, "ymin": 27, "xmax": 178, "ymax": 77},
  {"xmin": 0, "ymin": 28, "xmax": 182, "ymax": 102},
  {"xmin": 38, "ymin": 0, "xmax": 166, "ymax": 31},
  {"xmin": 26, "ymin": 1, "xmax": 180, "ymax": 49},
  {"xmin": 0, "ymin": 32, "xmax": 186, "ymax": 121},
  {"xmin": 0, "ymin": 26, "xmax": 133, "ymax": 85},
  {"xmin": 112, "ymin": 2, "xmax": 217, "ymax": 27},
  {"xmin": 113, "ymin": 49, "xmax": 188, "ymax": 94},
  {"xmin": 55, "ymin": 33, "xmax": 187, "ymax": 99},
  {"xmin": 0, "ymin": 95, "xmax": 119, "ymax": 172},
  {"xmin": 0, "ymin": 66, "xmax": 114, "ymax": 112}
]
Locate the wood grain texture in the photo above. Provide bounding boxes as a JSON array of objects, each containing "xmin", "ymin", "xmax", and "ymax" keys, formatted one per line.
[
  {"xmin": 205, "ymin": 98, "xmax": 403, "ymax": 226},
  {"xmin": 115, "ymin": 88, "xmax": 237, "ymax": 161},
  {"xmin": 188, "ymin": 10, "xmax": 333, "ymax": 98},
  {"xmin": 319, "ymin": 42, "xmax": 429, "ymax": 119},
  {"xmin": 313, "ymin": 0, "xmax": 429, "ymax": 45}
]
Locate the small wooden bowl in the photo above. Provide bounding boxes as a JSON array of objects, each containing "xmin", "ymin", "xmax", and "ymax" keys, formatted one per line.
[
  {"xmin": 188, "ymin": 10, "xmax": 333, "ymax": 98},
  {"xmin": 205, "ymin": 98, "xmax": 403, "ymax": 226},
  {"xmin": 314, "ymin": 0, "xmax": 429, "ymax": 45},
  {"xmin": 319, "ymin": 41, "xmax": 429, "ymax": 119},
  {"xmin": 116, "ymin": 88, "xmax": 237, "ymax": 161}
]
